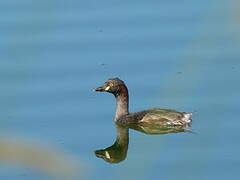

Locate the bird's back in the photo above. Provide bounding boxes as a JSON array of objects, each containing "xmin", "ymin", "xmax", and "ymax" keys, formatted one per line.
[{"xmin": 123, "ymin": 108, "xmax": 192, "ymax": 126}]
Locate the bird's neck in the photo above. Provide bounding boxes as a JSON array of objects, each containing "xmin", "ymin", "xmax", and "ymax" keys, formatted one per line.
[{"xmin": 114, "ymin": 85, "xmax": 129, "ymax": 121}]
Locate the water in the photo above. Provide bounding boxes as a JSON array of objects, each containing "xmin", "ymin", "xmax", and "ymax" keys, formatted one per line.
[{"xmin": 0, "ymin": 0, "xmax": 240, "ymax": 179}]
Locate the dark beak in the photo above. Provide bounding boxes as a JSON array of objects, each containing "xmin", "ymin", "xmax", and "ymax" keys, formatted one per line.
[
  {"xmin": 95, "ymin": 150, "xmax": 104, "ymax": 158},
  {"xmin": 94, "ymin": 86, "xmax": 105, "ymax": 92}
]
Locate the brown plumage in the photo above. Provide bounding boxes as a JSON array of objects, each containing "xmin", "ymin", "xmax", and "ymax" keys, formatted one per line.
[{"xmin": 95, "ymin": 78, "xmax": 192, "ymax": 126}]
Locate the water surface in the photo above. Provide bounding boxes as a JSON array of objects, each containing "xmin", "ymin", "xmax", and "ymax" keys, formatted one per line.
[{"xmin": 0, "ymin": 0, "xmax": 240, "ymax": 179}]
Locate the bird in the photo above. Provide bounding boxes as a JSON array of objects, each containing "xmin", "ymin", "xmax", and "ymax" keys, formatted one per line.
[{"xmin": 95, "ymin": 78, "xmax": 192, "ymax": 126}]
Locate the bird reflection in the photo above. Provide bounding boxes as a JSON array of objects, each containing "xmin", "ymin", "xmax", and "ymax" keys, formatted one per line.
[
  {"xmin": 128, "ymin": 123, "xmax": 191, "ymax": 135},
  {"xmin": 95, "ymin": 123, "xmax": 129, "ymax": 163},
  {"xmin": 95, "ymin": 123, "xmax": 190, "ymax": 163}
]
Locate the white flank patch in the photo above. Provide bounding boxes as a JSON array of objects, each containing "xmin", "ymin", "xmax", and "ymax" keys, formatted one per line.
[{"xmin": 183, "ymin": 113, "xmax": 192, "ymax": 123}]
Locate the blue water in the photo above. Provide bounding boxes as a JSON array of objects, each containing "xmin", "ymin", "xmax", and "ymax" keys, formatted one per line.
[{"xmin": 0, "ymin": 0, "xmax": 240, "ymax": 179}]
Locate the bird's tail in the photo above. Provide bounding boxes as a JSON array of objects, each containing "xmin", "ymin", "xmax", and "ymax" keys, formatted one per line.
[{"xmin": 182, "ymin": 112, "xmax": 192, "ymax": 124}]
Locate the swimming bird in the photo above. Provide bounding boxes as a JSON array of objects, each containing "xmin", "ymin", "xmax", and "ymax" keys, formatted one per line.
[{"xmin": 95, "ymin": 78, "xmax": 192, "ymax": 126}]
